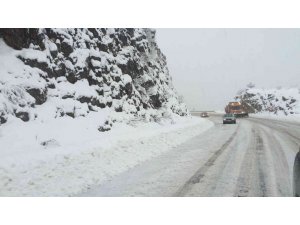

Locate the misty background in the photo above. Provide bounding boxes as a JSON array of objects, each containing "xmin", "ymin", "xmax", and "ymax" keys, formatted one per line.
[{"xmin": 156, "ymin": 29, "xmax": 300, "ymax": 111}]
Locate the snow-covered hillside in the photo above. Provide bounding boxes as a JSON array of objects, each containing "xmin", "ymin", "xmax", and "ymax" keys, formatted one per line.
[
  {"xmin": 0, "ymin": 28, "xmax": 211, "ymax": 196},
  {"xmin": 0, "ymin": 28, "xmax": 188, "ymax": 128},
  {"xmin": 235, "ymin": 86, "xmax": 300, "ymax": 116}
]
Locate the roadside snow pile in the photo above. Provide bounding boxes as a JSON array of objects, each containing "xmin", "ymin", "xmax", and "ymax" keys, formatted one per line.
[
  {"xmin": 250, "ymin": 113, "xmax": 300, "ymax": 123},
  {"xmin": 235, "ymin": 86, "xmax": 300, "ymax": 116},
  {"xmin": 0, "ymin": 115, "xmax": 213, "ymax": 196}
]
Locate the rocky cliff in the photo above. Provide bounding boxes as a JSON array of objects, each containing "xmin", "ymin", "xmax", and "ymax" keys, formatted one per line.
[
  {"xmin": 0, "ymin": 28, "xmax": 188, "ymax": 129},
  {"xmin": 235, "ymin": 86, "xmax": 300, "ymax": 115}
]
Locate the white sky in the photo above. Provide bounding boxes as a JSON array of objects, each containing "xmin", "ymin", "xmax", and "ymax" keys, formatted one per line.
[{"xmin": 156, "ymin": 29, "xmax": 300, "ymax": 111}]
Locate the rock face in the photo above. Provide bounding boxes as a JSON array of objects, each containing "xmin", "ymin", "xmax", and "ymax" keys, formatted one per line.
[
  {"xmin": 235, "ymin": 87, "xmax": 300, "ymax": 115},
  {"xmin": 0, "ymin": 28, "xmax": 188, "ymax": 125}
]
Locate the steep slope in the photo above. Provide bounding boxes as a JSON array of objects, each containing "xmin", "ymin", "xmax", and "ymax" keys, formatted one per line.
[
  {"xmin": 235, "ymin": 86, "xmax": 300, "ymax": 115},
  {"xmin": 0, "ymin": 29, "xmax": 212, "ymax": 196},
  {"xmin": 0, "ymin": 28, "xmax": 188, "ymax": 129}
]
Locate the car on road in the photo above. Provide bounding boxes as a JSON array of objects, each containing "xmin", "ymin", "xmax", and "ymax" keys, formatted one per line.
[
  {"xmin": 293, "ymin": 148, "xmax": 300, "ymax": 197},
  {"xmin": 200, "ymin": 112, "xmax": 209, "ymax": 118},
  {"xmin": 223, "ymin": 113, "xmax": 236, "ymax": 124}
]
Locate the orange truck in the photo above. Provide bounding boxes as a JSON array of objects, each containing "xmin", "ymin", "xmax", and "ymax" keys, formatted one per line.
[{"xmin": 225, "ymin": 102, "xmax": 249, "ymax": 117}]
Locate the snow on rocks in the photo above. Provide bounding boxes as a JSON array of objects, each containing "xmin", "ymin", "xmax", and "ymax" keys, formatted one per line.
[
  {"xmin": 236, "ymin": 86, "xmax": 300, "ymax": 116},
  {"xmin": 0, "ymin": 28, "xmax": 196, "ymax": 196},
  {"xmin": 0, "ymin": 29, "xmax": 188, "ymax": 126}
]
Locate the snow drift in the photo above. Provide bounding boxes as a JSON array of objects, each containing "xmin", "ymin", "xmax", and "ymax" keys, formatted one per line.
[{"xmin": 0, "ymin": 116, "xmax": 213, "ymax": 196}]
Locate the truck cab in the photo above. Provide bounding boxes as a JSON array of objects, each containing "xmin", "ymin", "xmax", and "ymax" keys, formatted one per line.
[{"xmin": 225, "ymin": 102, "xmax": 249, "ymax": 118}]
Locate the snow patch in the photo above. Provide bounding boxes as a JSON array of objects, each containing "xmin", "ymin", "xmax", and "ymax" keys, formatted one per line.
[{"xmin": 0, "ymin": 115, "xmax": 213, "ymax": 196}]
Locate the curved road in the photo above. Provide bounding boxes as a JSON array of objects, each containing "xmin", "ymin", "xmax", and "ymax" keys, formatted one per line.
[{"xmin": 79, "ymin": 114, "xmax": 300, "ymax": 197}]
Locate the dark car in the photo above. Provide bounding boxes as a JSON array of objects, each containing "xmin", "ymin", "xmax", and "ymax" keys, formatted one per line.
[
  {"xmin": 200, "ymin": 112, "xmax": 209, "ymax": 118},
  {"xmin": 223, "ymin": 113, "xmax": 236, "ymax": 124},
  {"xmin": 293, "ymin": 148, "xmax": 300, "ymax": 196}
]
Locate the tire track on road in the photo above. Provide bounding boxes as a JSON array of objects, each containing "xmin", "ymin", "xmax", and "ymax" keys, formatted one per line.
[
  {"xmin": 256, "ymin": 134, "xmax": 268, "ymax": 196},
  {"xmin": 247, "ymin": 118, "xmax": 300, "ymax": 144},
  {"xmin": 174, "ymin": 125, "xmax": 239, "ymax": 197},
  {"xmin": 234, "ymin": 127, "xmax": 255, "ymax": 197},
  {"xmin": 234, "ymin": 126, "xmax": 268, "ymax": 197},
  {"xmin": 260, "ymin": 126, "xmax": 292, "ymax": 196}
]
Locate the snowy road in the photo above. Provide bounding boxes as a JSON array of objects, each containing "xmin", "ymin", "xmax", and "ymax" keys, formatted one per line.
[{"xmin": 79, "ymin": 114, "xmax": 300, "ymax": 197}]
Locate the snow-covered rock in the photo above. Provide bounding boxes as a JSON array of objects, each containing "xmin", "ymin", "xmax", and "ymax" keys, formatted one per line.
[
  {"xmin": 0, "ymin": 28, "xmax": 196, "ymax": 196},
  {"xmin": 0, "ymin": 28, "xmax": 188, "ymax": 126},
  {"xmin": 235, "ymin": 86, "xmax": 300, "ymax": 116}
]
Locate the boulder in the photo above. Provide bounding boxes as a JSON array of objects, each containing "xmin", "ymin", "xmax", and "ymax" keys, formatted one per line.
[
  {"xmin": 150, "ymin": 94, "xmax": 162, "ymax": 108},
  {"xmin": 61, "ymin": 41, "xmax": 73, "ymax": 56},
  {"xmin": 15, "ymin": 111, "xmax": 29, "ymax": 122},
  {"xmin": 26, "ymin": 88, "xmax": 47, "ymax": 105},
  {"xmin": 0, "ymin": 114, "xmax": 7, "ymax": 124}
]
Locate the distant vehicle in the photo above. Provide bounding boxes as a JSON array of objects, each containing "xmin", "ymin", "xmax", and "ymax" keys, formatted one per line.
[
  {"xmin": 225, "ymin": 102, "xmax": 249, "ymax": 118},
  {"xmin": 293, "ymin": 148, "xmax": 300, "ymax": 196},
  {"xmin": 200, "ymin": 112, "xmax": 209, "ymax": 118},
  {"xmin": 223, "ymin": 113, "xmax": 236, "ymax": 124}
]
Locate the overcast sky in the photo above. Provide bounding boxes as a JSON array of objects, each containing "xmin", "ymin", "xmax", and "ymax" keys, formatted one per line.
[{"xmin": 156, "ymin": 29, "xmax": 300, "ymax": 111}]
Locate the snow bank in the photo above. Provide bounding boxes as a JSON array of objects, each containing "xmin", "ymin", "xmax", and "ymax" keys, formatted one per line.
[
  {"xmin": 250, "ymin": 112, "xmax": 300, "ymax": 123},
  {"xmin": 0, "ymin": 115, "xmax": 213, "ymax": 196}
]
